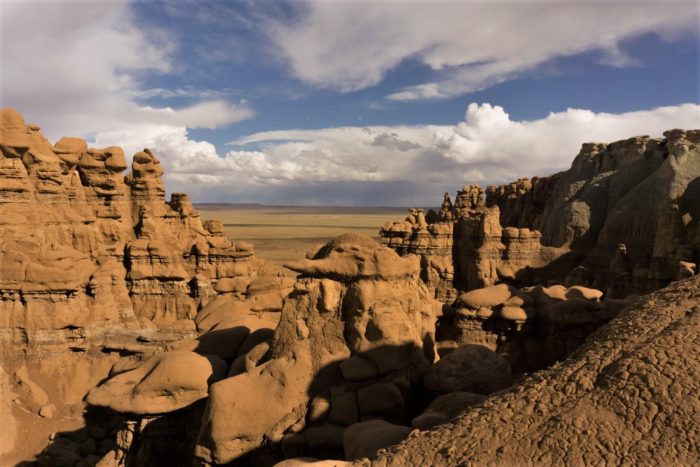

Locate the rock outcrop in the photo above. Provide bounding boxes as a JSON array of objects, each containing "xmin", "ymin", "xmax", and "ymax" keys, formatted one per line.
[
  {"xmin": 194, "ymin": 233, "xmax": 441, "ymax": 464},
  {"xmin": 0, "ymin": 108, "xmax": 288, "ymax": 464},
  {"xmin": 382, "ymin": 131, "xmax": 700, "ymax": 300},
  {"xmin": 380, "ymin": 130, "xmax": 699, "ymax": 374},
  {"xmin": 0, "ymin": 108, "xmax": 286, "ymax": 351},
  {"xmin": 437, "ymin": 283, "xmax": 625, "ymax": 372},
  {"xmin": 485, "ymin": 131, "xmax": 700, "ymax": 295},
  {"xmin": 364, "ymin": 274, "xmax": 700, "ymax": 466}
]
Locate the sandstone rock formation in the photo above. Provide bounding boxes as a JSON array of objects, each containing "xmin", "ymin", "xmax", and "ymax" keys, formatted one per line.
[
  {"xmin": 380, "ymin": 130, "xmax": 699, "ymax": 374},
  {"xmin": 437, "ymin": 282, "xmax": 624, "ymax": 372},
  {"xmin": 485, "ymin": 131, "xmax": 700, "ymax": 295},
  {"xmin": 380, "ymin": 209, "xmax": 455, "ymax": 303},
  {"xmin": 0, "ymin": 108, "xmax": 286, "ymax": 347},
  {"xmin": 364, "ymin": 274, "xmax": 700, "ymax": 466},
  {"xmin": 0, "ymin": 109, "xmax": 288, "ymax": 464},
  {"xmin": 382, "ymin": 130, "xmax": 700, "ymax": 300},
  {"xmin": 195, "ymin": 233, "xmax": 441, "ymax": 464},
  {"xmin": 86, "ymin": 351, "xmax": 227, "ymax": 415},
  {"xmin": 3, "ymin": 109, "xmax": 698, "ymax": 467}
]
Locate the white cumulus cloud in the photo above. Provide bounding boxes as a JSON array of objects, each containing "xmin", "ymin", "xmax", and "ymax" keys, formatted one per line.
[
  {"xmin": 0, "ymin": 0, "xmax": 252, "ymax": 142},
  {"xmin": 269, "ymin": 0, "xmax": 698, "ymax": 100},
  {"xmin": 103, "ymin": 102, "xmax": 699, "ymax": 206}
]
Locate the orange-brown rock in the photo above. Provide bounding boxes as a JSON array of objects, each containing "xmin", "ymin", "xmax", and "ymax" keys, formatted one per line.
[
  {"xmin": 0, "ymin": 109, "xmax": 288, "ymax": 464},
  {"xmin": 86, "ymin": 351, "xmax": 227, "ymax": 414},
  {"xmin": 363, "ymin": 275, "xmax": 700, "ymax": 466},
  {"xmin": 382, "ymin": 130, "xmax": 699, "ymax": 300},
  {"xmin": 195, "ymin": 234, "xmax": 440, "ymax": 464},
  {"xmin": 0, "ymin": 108, "xmax": 285, "ymax": 349}
]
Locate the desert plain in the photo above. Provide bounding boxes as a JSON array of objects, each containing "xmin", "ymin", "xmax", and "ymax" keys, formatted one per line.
[{"xmin": 195, "ymin": 205, "xmax": 407, "ymax": 265}]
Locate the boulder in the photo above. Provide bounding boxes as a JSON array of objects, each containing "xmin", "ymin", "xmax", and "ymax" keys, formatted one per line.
[
  {"xmin": 459, "ymin": 284, "xmax": 511, "ymax": 308},
  {"xmin": 86, "ymin": 351, "xmax": 227, "ymax": 414},
  {"xmin": 424, "ymin": 344, "xmax": 511, "ymax": 395},
  {"xmin": 343, "ymin": 420, "xmax": 410, "ymax": 461}
]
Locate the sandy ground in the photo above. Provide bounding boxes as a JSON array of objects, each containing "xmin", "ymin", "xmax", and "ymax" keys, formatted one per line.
[{"xmin": 195, "ymin": 205, "xmax": 408, "ymax": 265}]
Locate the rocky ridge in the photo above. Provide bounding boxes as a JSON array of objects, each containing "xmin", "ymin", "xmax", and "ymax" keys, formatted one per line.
[{"xmin": 382, "ymin": 130, "xmax": 700, "ymax": 300}]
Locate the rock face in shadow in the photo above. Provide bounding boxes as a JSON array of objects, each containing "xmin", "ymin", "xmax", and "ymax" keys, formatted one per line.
[
  {"xmin": 363, "ymin": 274, "xmax": 700, "ymax": 466},
  {"xmin": 381, "ymin": 130, "xmax": 700, "ymax": 299},
  {"xmin": 195, "ymin": 233, "xmax": 441, "ymax": 464},
  {"xmin": 485, "ymin": 131, "xmax": 700, "ymax": 295},
  {"xmin": 436, "ymin": 283, "xmax": 627, "ymax": 372}
]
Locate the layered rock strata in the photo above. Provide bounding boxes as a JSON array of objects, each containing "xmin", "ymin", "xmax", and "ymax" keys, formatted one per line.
[
  {"xmin": 0, "ymin": 108, "xmax": 287, "ymax": 464},
  {"xmin": 0, "ymin": 108, "xmax": 285, "ymax": 349}
]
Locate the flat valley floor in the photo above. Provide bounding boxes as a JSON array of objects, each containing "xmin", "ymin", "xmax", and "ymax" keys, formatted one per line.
[{"xmin": 195, "ymin": 204, "xmax": 408, "ymax": 266}]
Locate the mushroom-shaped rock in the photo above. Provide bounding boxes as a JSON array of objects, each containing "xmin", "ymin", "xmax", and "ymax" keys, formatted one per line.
[
  {"xmin": 86, "ymin": 351, "xmax": 227, "ymax": 414},
  {"xmin": 459, "ymin": 284, "xmax": 511, "ymax": 308},
  {"xmin": 274, "ymin": 458, "xmax": 349, "ymax": 467},
  {"xmin": 565, "ymin": 285, "xmax": 604, "ymax": 302},
  {"xmin": 497, "ymin": 305, "xmax": 536, "ymax": 322},
  {"xmin": 284, "ymin": 233, "xmax": 419, "ymax": 280},
  {"xmin": 424, "ymin": 344, "xmax": 511, "ymax": 395},
  {"xmin": 195, "ymin": 233, "xmax": 438, "ymax": 464},
  {"xmin": 343, "ymin": 420, "xmax": 411, "ymax": 461},
  {"xmin": 53, "ymin": 137, "xmax": 87, "ymax": 167},
  {"xmin": 527, "ymin": 284, "xmax": 568, "ymax": 304},
  {"xmin": 412, "ymin": 391, "xmax": 487, "ymax": 430}
]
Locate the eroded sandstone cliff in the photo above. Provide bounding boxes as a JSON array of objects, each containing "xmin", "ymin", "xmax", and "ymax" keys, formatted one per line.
[
  {"xmin": 0, "ymin": 108, "xmax": 288, "ymax": 464},
  {"xmin": 382, "ymin": 130, "xmax": 700, "ymax": 299}
]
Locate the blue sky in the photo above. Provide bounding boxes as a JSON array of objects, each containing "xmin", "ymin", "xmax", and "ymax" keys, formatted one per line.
[{"xmin": 2, "ymin": 0, "xmax": 699, "ymax": 205}]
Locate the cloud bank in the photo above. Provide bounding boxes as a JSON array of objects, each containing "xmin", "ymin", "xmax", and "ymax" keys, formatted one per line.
[
  {"xmin": 91, "ymin": 102, "xmax": 699, "ymax": 206},
  {"xmin": 0, "ymin": 0, "xmax": 251, "ymax": 141},
  {"xmin": 270, "ymin": 0, "xmax": 698, "ymax": 100}
]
